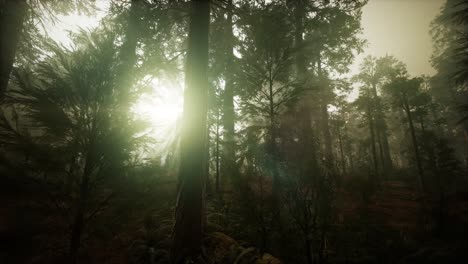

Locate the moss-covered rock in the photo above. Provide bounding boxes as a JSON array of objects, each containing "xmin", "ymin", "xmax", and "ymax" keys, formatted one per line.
[
  {"xmin": 203, "ymin": 232, "xmax": 281, "ymax": 264},
  {"xmin": 204, "ymin": 232, "xmax": 240, "ymax": 263},
  {"xmin": 254, "ymin": 253, "xmax": 282, "ymax": 264}
]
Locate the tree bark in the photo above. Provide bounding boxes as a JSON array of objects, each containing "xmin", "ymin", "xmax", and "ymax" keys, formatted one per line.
[
  {"xmin": 317, "ymin": 58, "xmax": 334, "ymax": 177},
  {"xmin": 268, "ymin": 74, "xmax": 280, "ymax": 192},
  {"xmin": 381, "ymin": 128, "xmax": 393, "ymax": 171},
  {"xmin": 215, "ymin": 110, "xmax": 220, "ymax": 193},
  {"xmin": 403, "ymin": 94, "xmax": 425, "ymax": 193},
  {"xmin": 347, "ymin": 140, "xmax": 355, "ymax": 172},
  {"xmin": 376, "ymin": 129, "xmax": 386, "ymax": 176},
  {"xmin": 294, "ymin": 0, "xmax": 319, "ymax": 182},
  {"xmin": 321, "ymin": 102, "xmax": 333, "ymax": 168},
  {"xmin": 171, "ymin": 0, "xmax": 210, "ymax": 262},
  {"xmin": 371, "ymin": 82, "xmax": 393, "ymax": 173},
  {"xmin": 69, "ymin": 152, "xmax": 93, "ymax": 264},
  {"xmin": 338, "ymin": 126, "xmax": 347, "ymax": 176},
  {"xmin": 305, "ymin": 237, "xmax": 313, "ymax": 264},
  {"xmin": 221, "ymin": 0, "xmax": 238, "ymax": 189},
  {"xmin": 115, "ymin": 0, "xmax": 142, "ymax": 106},
  {"xmin": 0, "ymin": 0, "xmax": 27, "ymax": 99},
  {"xmin": 367, "ymin": 94, "xmax": 379, "ymax": 182},
  {"xmin": 294, "ymin": 0, "xmax": 306, "ymax": 78}
]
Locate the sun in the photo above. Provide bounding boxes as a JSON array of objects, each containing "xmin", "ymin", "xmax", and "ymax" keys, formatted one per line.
[
  {"xmin": 132, "ymin": 79, "xmax": 184, "ymax": 141},
  {"xmin": 134, "ymin": 96, "xmax": 182, "ymax": 126}
]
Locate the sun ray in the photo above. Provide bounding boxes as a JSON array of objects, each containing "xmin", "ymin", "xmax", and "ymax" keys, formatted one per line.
[{"xmin": 132, "ymin": 77, "xmax": 184, "ymax": 145}]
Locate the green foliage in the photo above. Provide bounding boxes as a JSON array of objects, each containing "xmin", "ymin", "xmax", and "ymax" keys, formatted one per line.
[{"xmin": 1, "ymin": 28, "xmax": 154, "ymax": 260}]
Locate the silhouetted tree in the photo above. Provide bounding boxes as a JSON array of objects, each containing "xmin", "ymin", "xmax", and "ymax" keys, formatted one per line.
[{"xmin": 171, "ymin": 0, "xmax": 210, "ymax": 262}]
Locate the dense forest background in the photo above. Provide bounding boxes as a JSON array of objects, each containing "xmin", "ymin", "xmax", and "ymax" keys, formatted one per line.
[{"xmin": 1, "ymin": 0, "xmax": 468, "ymax": 263}]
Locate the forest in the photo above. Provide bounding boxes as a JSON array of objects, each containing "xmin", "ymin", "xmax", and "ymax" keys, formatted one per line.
[{"xmin": 1, "ymin": 0, "xmax": 468, "ymax": 263}]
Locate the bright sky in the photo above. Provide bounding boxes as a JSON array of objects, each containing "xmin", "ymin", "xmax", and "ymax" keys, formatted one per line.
[
  {"xmin": 350, "ymin": 0, "xmax": 446, "ymax": 77},
  {"xmin": 44, "ymin": 1, "xmax": 108, "ymax": 48}
]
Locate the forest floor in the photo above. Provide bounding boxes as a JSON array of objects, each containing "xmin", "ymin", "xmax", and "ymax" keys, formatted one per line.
[
  {"xmin": 1, "ymin": 175, "xmax": 468, "ymax": 263},
  {"xmin": 335, "ymin": 179, "xmax": 468, "ymax": 263}
]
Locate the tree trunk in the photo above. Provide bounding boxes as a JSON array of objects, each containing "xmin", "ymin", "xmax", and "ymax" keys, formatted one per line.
[
  {"xmin": 120, "ymin": 0, "xmax": 140, "ymax": 67},
  {"xmin": 346, "ymin": 140, "xmax": 355, "ymax": 173},
  {"xmin": 0, "ymin": 0, "xmax": 27, "ymax": 99},
  {"xmin": 215, "ymin": 111, "xmax": 220, "ymax": 193},
  {"xmin": 204, "ymin": 124, "xmax": 212, "ymax": 196},
  {"xmin": 371, "ymin": 83, "xmax": 393, "ymax": 173},
  {"xmin": 338, "ymin": 127, "xmax": 347, "ymax": 176},
  {"xmin": 317, "ymin": 58, "xmax": 334, "ymax": 177},
  {"xmin": 321, "ymin": 100, "xmax": 333, "ymax": 165},
  {"xmin": 376, "ymin": 129, "xmax": 386, "ymax": 176},
  {"xmin": 221, "ymin": 0, "xmax": 238, "ymax": 189},
  {"xmin": 403, "ymin": 95, "xmax": 425, "ymax": 193},
  {"xmin": 69, "ymin": 178, "xmax": 88, "ymax": 264},
  {"xmin": 318, "ymin": 228, "xmax": 326, "ymax": 264},
  {"xmin": 428, "ymin": 139, "xmax": 445, "ymax": 236},
  {"xmin": 294, "ymin": 0, "xmax": 306, "ymax": 78},
  {"xmin": 294, "ymin": 0, "xmax": 319, "ymax": 181},
  {"xmin": 381, "ymin": 128, "xmax": 393, "ymax": 171},
  {"xmin": 367, "ymin": 95, "xmax": 379, "ymax": 182},
  {"xmin": 115, "ymin": 0, "xmax": 142, "ymax": 106},
  {"xmin": 171, "ymin": 0, "xmax": 210, "ymax": 262},
  {"xmin": 419, "ymin": 115, "xmax": 426, "ymax": 133},
  {"xmin": 267, "ymin": 69, "xmax": 280, "ymax": 191},
  {"xmin": 305, "ymin": 237, "xmax": 313, "ymax": 264},
  {"xmin": 69, "ymin": 155, "xmax": 93, "ymax": 264}
]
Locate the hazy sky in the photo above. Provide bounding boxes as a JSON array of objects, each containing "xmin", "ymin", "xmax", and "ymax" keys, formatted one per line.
[{"xmin": 350, "ymin": 0, "xmax": 446, "ymax": 77}]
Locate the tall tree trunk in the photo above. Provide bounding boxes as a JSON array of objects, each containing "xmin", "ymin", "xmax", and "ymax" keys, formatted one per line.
[
  {"xmin": 321, "ymin": 104, "xmax": 333, "ymax": 159},
  {"xmin": 171, "ymin": 0, "xmax": 210, "ymax": 262},
  {"xmin": 371, "ymin": 82, "xmax": 393, "ymax": 173},
  {"xmin": 0, "ymin": 0, "xmax": 27, "ymax": 99},
  {"xmin": 347, "ymin": 141, "xmax": 355, "ymax": 173},
  {"xmin": 69, "ymin": 153, "xmax": 93, "ymax": 264},
  {"xmin": 381, "ymin": 128, "xmax": 393, "ymax": 171},
  {"xmin": 116, "ymin": 0, "xmax": 142, "ymax": 105},
  {"xmin": 215, "ymin": 110, "xmax": 221, "ymax": 193},
  {"xmin": 367, "ymin": 95, "xmax": 379, "ymax": 182},
  {"xmin": 294, "ymin": 0, "xmax": 306, "ymax": 78},
  {"xmin": 338, "ymin": 127, "xmax": 347, "ymax": 176},
  {"xmin": 222, "ymin": 0, "xmax": 238, "ymax": 189},
  {"xmin": 204, "ymin": 124, "xmax": 212, "ymax": 196},
  {"xmin": 267, "ymin": 76, "xmax": 280, "ymax": 191},
  {"xmin": 305, "ymin": 237, "xmax": 313, "ymax": 264},
  {"xmin": 403, "ymin": 95, "xmax": 425, "ymax": 193},
  {"xmin": 317, "ymin": 58, "xmax": 334, "ymax": 177},
  {"xmin": 69, "ymin": 178, "xmax": 88, "ymax": 264},
  {"xmin": 419, "ymin": 115, "xmax": 426, "ymax": 133},
  {"xmin": 294, "ymin": 0, "xmax": 319, "ymax": 181},
  {"xmin": 376, "ymin": 130, "xmax": 385, "ymax": 176},
  {"xmin": 428, "ymin": 139, "xmax": 445, "ymax": 236},
  {"xmin": 318, "ymin": 227, "xmax": 326, "ymax": 264}
]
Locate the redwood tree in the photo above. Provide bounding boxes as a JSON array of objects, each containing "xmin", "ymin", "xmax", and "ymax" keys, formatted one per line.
[{"xmin": 171, "ymin": 0, "xmax": 210, "ymax": 262}]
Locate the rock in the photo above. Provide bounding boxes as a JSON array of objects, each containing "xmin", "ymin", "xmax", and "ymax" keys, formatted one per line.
[
  {"xmin": 203, "ymin": 232, "xmax": 282, "ymax": 264},
  {"xmin": 254, "ymin": 253, "xmax": 282, "ymax": 264},
  {"xmin": 204, "ymin": 232, "xmax": 239, "ymax": 263},
  {"xmin": 234, "ymin": 247, "xmax": 258, "ymax": 264}
]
